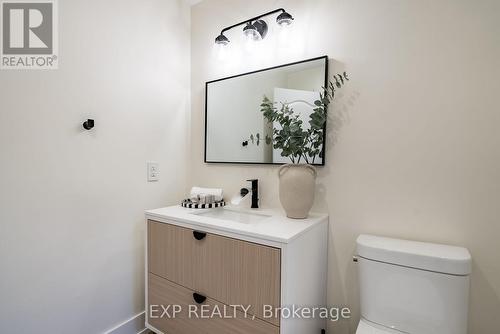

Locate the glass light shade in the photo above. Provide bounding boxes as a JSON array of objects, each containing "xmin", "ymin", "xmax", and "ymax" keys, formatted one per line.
[
  {"xmin": 276, "ymin": 12, "xmax": 294, "ymax": 26},
  {"xmin": 243, "ymin": 24, "xmax": 261, "ymax": 41},
  {"xmin": 215, "ymin": 34, "xmax": 230, "ymax": 45}
]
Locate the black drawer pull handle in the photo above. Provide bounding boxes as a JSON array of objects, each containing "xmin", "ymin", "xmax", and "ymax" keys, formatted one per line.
[
  {"xmin": 193, "ymin": 231, "xmax": 207, "ymax": 240},
  {"xmin": 193, "ymin": 293, "xmax": 206, "ymax": 304}
]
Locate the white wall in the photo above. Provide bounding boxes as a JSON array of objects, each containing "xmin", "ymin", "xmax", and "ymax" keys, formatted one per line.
[
  {"xmin": 206, "ymin": 71, "xmax": 286, "ymax": 162},
  {"xmin": 191, "ymin": 0, "xmax": 500, "ymax": 333},
  {"xmin": 287, "ymin": 65, "xmax": 324, "ymax": 92},
  {"xmin": 0, "ymin": 0, "xmax": 190, "ymax": 333}
]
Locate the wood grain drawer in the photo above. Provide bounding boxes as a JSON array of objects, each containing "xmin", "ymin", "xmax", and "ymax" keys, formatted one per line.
[
  {"xmin": 148, "ymin": 220, "xmax": 281, "ymax": 326},
  {"xmin": 148, "ymin": 273, "xmax": 279, "ymax": 334}
]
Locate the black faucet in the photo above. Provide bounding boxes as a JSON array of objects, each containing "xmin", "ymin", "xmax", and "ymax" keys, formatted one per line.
[{"xmin": 247, "ymin": 179, "xmax": 259, "ymax": 209}]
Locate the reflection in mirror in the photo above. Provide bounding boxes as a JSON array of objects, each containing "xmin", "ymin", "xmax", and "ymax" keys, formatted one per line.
[{"xmin": 205, "ymin": 56, "xmax": 328, "ymax": 165}]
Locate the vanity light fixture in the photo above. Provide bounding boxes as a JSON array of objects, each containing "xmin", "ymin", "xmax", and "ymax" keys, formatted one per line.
[{"xmin": 214, "ymin": 8, "xmax": 294, "ymax": 46}]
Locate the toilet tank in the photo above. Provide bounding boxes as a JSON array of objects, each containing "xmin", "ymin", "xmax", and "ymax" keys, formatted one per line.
[{"xmin": 356, "ymin": 235, "xmax": 471, "ymax": 334}]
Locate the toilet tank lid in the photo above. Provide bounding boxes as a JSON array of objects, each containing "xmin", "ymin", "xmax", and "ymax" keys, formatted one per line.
[{"xmin": 356, "ymin": 235, "xmax": 472, "ymax": 275}]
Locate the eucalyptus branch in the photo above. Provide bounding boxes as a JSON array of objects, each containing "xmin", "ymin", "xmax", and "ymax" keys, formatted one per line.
[{"xmin": 247, "ymin": 72, "xmax": 349, "ymax": 164}]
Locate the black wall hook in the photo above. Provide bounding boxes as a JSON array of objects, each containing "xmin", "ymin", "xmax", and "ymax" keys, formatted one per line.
[{"xmin": 83, "ymin": 119, "xmax": 94, "ymax": 130}]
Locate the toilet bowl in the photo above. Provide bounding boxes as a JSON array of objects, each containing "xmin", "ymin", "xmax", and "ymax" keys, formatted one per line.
[
  {"xmin": 355, "ymin": 234, "xmax": 471, "ymax": 334},
  {"xmin": 356, "ymin": 319, "xmax": 401, "ymax": 333}
]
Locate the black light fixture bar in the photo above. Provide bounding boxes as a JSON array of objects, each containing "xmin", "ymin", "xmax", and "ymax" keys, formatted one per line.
[
  {"xmin": 219, "ymin": 8, "xmax": 287, "ymax": 35},
  {"xmin": 215, "ymin": 8, "xmax": 294, "ymax": 45}
]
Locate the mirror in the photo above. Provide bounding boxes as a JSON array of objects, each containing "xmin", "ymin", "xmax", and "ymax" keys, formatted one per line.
[{"xmin": 205, "ymin": 56, "xmax": 328, "ymax": 165}]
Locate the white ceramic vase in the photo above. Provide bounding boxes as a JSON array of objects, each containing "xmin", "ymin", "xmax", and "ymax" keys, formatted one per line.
[{"xmin": 278, "ymin": 164, "xmax": 317, "ymax": 219}]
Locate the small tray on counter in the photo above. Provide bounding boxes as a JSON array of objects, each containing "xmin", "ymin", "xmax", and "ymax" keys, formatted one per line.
[{"xmin": 181, "ymin": 199, "xmax": 226, "ymax": 209}]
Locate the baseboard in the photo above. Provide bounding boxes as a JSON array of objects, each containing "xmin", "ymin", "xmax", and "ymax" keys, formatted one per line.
[{"xmin": 104, "ymin": 311, "xmax": 146, "ymax": 334}]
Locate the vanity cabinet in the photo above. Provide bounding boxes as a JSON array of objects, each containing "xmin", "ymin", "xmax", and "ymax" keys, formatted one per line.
[
  {"xmin": 148, "ymin": 221, "xmax": 281, "ymax": 326},
  {"xmin": 145, "ymin": 206, "xmax": 328, "ymax": 334}
]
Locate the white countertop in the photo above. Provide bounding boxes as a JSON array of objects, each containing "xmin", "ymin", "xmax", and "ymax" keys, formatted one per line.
[{"xmin": 145, "ymin": 205, "xmax": 328, "ymax": 244}]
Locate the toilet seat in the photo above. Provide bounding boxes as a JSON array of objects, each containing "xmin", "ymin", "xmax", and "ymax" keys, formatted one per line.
[{"xmin": 356, "ymin": 319, "xmax": 404, "ymax": 334}]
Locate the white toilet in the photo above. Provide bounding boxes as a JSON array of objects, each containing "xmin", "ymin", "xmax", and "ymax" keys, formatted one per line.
[{"xmin": 355, "ymin": 234, "xmax": 472, "ymax": 334}]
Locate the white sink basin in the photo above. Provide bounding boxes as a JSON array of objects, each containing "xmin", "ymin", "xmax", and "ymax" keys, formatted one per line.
[{"xmin": 193, "ymin": 208, "xmax": 271, "ymax": 224}]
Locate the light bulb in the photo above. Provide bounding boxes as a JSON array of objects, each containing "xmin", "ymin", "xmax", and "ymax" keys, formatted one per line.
[{"xmin": 243, "ymin": 23, "xmax": 261, "ymax": 41}]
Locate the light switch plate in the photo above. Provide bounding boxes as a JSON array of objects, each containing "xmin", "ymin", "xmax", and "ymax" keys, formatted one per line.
[{"xmin": 147, "ymin": 162, "xmax": 159, "ymax": 182}]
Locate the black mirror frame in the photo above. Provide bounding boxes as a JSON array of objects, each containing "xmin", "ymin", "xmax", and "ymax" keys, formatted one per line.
[{"xmin": 204, "ymin": 55, "xmax": 329, "ymax": 166}]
